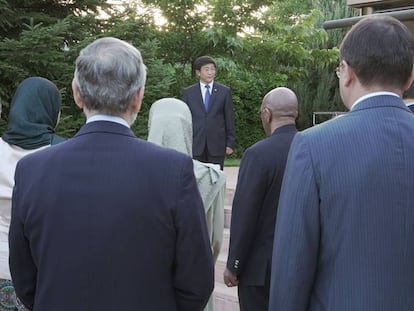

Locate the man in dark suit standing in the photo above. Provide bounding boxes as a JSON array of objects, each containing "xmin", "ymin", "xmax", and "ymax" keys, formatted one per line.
[
  {"xmin": 269, "ymin": 16, "xmax": 414, "ymax": 311},
  {"xmin": 182, "ymin": 56, "xmax": 235, "ymax": 169},
  {"xmin": 9, "ymin": 37, "xmax": 214, "ymax": 311},
  {"xmin": 223, "ymin": 87, "xmax": 298, "ymax": 310}
]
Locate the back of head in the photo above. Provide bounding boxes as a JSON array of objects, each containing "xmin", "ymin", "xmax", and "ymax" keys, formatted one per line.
[
  {"xmin": 339, "ymin": 15, "xmax": 413, "ymax": 89},
  {"xmin": 2, "ymin": 77, "xmax": 62, "ymax": 149},
  {"xmin": 262, "ymin": 87, "xmax": 298, "ymax": 118},
  {"xmin": 73, "ymin": 37, "xmax": 146, "ymax": 116},
  {"xmin": 147, "ymin": 98, "xmax": 193, "ymax": 156},
  {"xmin": 261, "ymin": 87, "xmax": 298, "ymax": 136},
  {"xmin": 193, "ymin": 56, "xmax": 216, "ymax": 71}
]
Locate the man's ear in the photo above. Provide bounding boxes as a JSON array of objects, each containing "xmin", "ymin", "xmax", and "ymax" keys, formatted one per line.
[
  {"xmin": 131, "ymin": 86, "xmax": 145, "ymax": 114},
  {"xmin": 342, "ymin": 61, "xmax": 355, "ymax": 88},
  {"xmin": 403, "ymin": 65, "xmax": 414, "ymax": 92},
  {"xmin": 72, "ymin": 80, "xmax": 84, "ymax": 109},
  {"xmin": 195, "ymin": 70, "xmax": 200, "ymax": 77},
  {"xmin": 262, "ymin": 107, "xmax": 272, "ymax": 124}
]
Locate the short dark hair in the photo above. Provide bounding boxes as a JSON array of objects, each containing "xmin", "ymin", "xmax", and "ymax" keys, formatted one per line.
[
  {"xmin": 193, "ymin": 56, "xmax": 216, "ymax": 71},
  {"xmin": 403, "ymin": 81, "xmax": 414, "ymax": 99},
  {"xmin": 340, "ymin": 16, "xmax": 413, "ymax": 89}
]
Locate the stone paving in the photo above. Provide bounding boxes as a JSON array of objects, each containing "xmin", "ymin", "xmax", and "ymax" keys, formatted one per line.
[{"xmin": 212, "ymin": 167, "xmax": 240, "ymax": 311}]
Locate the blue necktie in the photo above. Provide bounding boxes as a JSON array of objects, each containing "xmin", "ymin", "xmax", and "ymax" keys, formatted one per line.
[{"xmin": 204, "ymin": 84, "xmax": 210, "ymax": 111}]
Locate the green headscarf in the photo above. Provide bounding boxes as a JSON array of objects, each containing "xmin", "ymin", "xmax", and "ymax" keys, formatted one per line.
[
  {"xmin": 147, "ymin": 98, "xmax": 226, "ymax": 210},
  {"xmin": 148, "ymin": 98, "xmax": 193, "ymax": 156},
  {"xmin": 2, "ymin": 77, "xmax": 65, "ymax": 149}
]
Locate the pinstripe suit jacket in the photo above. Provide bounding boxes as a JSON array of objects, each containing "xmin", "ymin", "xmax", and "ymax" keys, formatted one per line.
[{"xmin": 269, "ymin": 95, "xmax": 414, "ymax": 311}]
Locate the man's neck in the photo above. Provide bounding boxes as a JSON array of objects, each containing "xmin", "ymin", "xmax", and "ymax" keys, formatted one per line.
[
  {"xmin": 270, "ymin": 120, "xmax": 295, "ymax": 135},
  {"xmin": 84, "ymin": 109, "xmax": 132, "ymax": 127},
  {"xmin": 344, "ymin": 84, "xmax": 403, "ymax": 110}
]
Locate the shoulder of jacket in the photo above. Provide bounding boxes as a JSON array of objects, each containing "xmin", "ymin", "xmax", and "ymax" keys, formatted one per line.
[
  {"xmin": 213, "ymin": 82, "xmax": 229, "ymax": 89},
  {"xmin": 184, "ymin": 83, "xmax": 199, "ymax": 91}
]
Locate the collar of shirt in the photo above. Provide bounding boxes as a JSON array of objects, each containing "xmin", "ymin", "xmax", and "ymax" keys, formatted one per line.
[
  {"xmin": 199, "ymin": 81, "xmax": 213, "ymax": 92},
  {"xmin": 351, "ymin": 91, "xmax": 399, "ymax": 111},
  {"xmin": 406, "ymin": 101, "xmax": 414, "ymax": 107},
  {"xmin": 86, "ymin": 114, "xmax": 130, "ymax": 128}
]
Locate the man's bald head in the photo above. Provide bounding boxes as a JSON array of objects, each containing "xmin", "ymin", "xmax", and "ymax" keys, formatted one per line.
[
  {"xmin": 261, "ymin": 87, "xmax": 298, "ymax": 136},
  {"xmin": 262, "ymin": 87, "xmax": 298, "ymax": 117}
]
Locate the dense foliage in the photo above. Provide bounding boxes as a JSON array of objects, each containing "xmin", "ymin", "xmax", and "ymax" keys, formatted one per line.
[{"xmin": 0, "ymin": 0, "xmax": 358, "ymax": 156}]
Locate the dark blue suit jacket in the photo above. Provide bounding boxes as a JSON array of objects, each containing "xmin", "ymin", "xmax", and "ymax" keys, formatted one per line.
[
  {"xmin": 9, "ymin": 121, "xmax": 214, "ymax": 311},
  {"xmin": 182, "ymin": 82, "xmax": 235, "ymax": 156},
  {"xmin": 270, "ymin": 95, "xmax": 414, "ymax": 310},
  {"xmin": 227, "ymin": 124, "xmax": 297, "ymax": 287}
]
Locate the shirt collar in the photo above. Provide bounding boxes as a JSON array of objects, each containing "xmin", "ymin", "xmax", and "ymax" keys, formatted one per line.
[
  {"xmin": 199, "ymin": 81, "xmax": 213, "ymax": 89},
  {"xmin": 86, "ymin": 114, "xmax": 130, "ymax": 128},
  {"xmin": 351, "ymin": 91, "xmax": 399, "ymax": 110}
]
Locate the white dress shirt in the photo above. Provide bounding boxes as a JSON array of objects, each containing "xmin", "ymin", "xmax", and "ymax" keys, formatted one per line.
[
  {"xmin": 199, "ymin": 82, "xmax": 213, "ymax": 104},
  {"xmin": 87, "ymin": 114, "xmax": 130, "ymax": 128}
]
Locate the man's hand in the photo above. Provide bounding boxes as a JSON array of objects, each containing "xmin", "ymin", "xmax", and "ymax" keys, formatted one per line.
[
  {"xmin": 223, "ymin": 268, "xmax": 239, "ymax": 287},
  {"xmin": 225, "ymin": 147, "xmax": 234, "ymax": 156}
]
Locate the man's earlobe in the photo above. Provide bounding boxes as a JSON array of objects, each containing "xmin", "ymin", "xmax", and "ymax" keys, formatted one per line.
[
  {"xmin": 72, "ymin": 80, "xmax": 84, "ymax": 109},
  {"xmin": 263, "ymin": 107, "xmax": 272, "ymax": 123},
  {"xmin": 132, "ymin": 87, "xmax": 145, "ymax": 114},
  {"xmin": 403, "ymin": 66, "xmax": 414, "ymax": 92},
  {"xmin": 342, "ymin": 61, "xmax": 354, "ymax": 87}
]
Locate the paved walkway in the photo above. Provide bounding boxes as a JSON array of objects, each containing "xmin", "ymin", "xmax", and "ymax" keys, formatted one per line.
[
  {"xmin": 223, "ymin": 166, "xmax": 239, "ymax": 192},
  {"xmin": 214, "ymin": 166, "xmax": 240, "ymax": 311}
]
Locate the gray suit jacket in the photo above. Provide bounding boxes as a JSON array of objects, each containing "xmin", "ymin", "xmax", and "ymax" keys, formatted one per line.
[
  {"xmin": 182, "ymin": 82, "xmax": 235, "ymax": 156},
  {"xmin": 269, "ymin": 95, "xmax": 414, "ymax": 311}
]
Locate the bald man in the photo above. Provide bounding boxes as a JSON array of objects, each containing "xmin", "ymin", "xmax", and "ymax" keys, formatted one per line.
[{"xmin": 223, "ymin": 87, "xmax": 298, "ymax": 310}]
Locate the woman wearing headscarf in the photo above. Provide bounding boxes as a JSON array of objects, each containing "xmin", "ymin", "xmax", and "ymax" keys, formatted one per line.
[
  {"xmin": 148, "ymin": 98, "xmax": 226, "ymax": 311},
  {"xmin": 0, "ymin": 77, "xmax": 65, "ymax": 310}
]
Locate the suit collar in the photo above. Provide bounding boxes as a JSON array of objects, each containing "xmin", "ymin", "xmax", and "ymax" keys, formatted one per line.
[
  {"xmin": 75, "ymin": 120, "xmax": 136, "ymax": 138},
  {"xmin": 351, "ymin": 91, "xmax": 399, "ymax": 110},
  {"xmin": 350, "ymin": 94, "xmax": 409, "ymax": 113},
  {"xmin": 87, "ymin": 114, "xmax": 129, "ymax": 128},
  {"xmin": 271, "ymin": 124, "xmax": 297, "ymax": 136}
]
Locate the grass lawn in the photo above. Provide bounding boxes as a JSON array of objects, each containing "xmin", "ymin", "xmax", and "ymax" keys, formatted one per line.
[{"xmin": 224, "ymin": 157, "xmax": 241, "ymax": 167}]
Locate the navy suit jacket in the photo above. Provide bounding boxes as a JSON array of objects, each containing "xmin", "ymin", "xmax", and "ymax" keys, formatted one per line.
[
  {"xmin": 182, "ymin": 82, "xmax": 235, "ymax": 156},
  {"xmin": 9, "ymin": 121, "xmax": 214, "ymax": 311},
  {"xmin": 227, "ymin": 124, "xmax": 297, "ymax": 286},
  {"xmin": 269, "ymin": 95, "xmax": 414, "ymax": 310}
]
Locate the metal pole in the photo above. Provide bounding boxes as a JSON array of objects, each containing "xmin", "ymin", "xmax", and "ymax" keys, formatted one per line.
[{"xmin": 323, "ymin": 8, "xmax": 414, "ymax": 30}]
